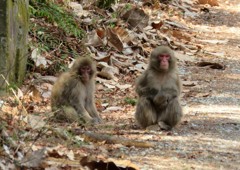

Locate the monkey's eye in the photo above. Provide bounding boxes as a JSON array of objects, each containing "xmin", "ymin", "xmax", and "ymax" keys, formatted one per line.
[
  {"xmin": 80, "ymin": 66, "xmax": 91, "ymax": 72},
  {"xmin": 159, "ymin": 55, "xmax": 170, "ymax": 59}
]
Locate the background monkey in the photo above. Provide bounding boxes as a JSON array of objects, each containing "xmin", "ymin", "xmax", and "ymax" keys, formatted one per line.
[
  {"xmin": 51, "ymin": 57, "xmax": 102, "ymax": 124},
  {"xmin": 135, "ymin": 46, "xmax": 182, "ymax": 130}
]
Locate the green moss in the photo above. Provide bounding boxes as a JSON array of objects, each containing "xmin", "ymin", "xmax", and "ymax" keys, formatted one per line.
[
  {"xmin": 29, "ymin": 0, "xmax": 84, "ymax": 38},
  {"xmin": 124, "ymin": 97, "xmax": 137, "ymax": 106}
]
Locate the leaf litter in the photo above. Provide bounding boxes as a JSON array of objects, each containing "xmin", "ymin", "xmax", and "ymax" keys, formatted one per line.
[{"xmin": 0, "ymin": 0, "xmax": 240, "ymax": 169}]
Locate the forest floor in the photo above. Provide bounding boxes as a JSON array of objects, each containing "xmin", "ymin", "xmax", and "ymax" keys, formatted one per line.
[
  {"xmin": 96, "ymin": 0, "xmax": 240, "ymax": 169},
  {"xmin": 1, "ymin": 0, "xmax": 240, "ymax": 170}
]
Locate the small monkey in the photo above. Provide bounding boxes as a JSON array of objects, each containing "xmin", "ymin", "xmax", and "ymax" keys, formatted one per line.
[
  {"xmin": 135, "ymin": 46, "xmax": 182, "ymax": 130},
  {"xmin": 51, "ymin": 57, "xmax": 102, "ymax": 124}
]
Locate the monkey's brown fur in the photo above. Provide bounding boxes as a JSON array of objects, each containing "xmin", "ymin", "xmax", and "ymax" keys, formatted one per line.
[
  {"xmin": 135, "ymin": 46, "xmax": 182, "ymax": 130},
  {"xmin": 51, "ymin": 57, "xmax": 102, "ymax": 124}
]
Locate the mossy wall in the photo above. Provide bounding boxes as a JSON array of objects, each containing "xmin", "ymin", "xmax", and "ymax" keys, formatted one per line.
[{"xmin": 0, "ymin": 0, "xmax": 29, "ymax": 93}]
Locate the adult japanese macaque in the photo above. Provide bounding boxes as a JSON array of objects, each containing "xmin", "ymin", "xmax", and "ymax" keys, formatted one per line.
[
  {"xmin": 135, "ymin": 46, "xmax": 183, "ymax": 130},
  {"xmin": 51, "ymin": 57, "xmax": 102, "ymax": 124}
]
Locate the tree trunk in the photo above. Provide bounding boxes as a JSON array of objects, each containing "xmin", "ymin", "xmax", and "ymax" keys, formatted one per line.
[{"xmin": 0, "ymin": 0, "xmax": 29, "ymax": 94}]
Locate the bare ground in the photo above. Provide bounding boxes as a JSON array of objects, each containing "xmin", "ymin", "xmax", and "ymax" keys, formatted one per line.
[
  {"xmin": 1, "ymin": 0, "xmax": 239, "ymax": 169},
  {"xmin": 96, "ymin": 1, "xmax": 240, "ymax": 169}
]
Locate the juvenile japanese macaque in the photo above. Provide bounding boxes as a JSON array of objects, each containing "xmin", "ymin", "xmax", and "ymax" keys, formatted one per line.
[
  {"xmin": 135, "ymin": 46, "xmax": 183, "ymax": 130},
  {"xmin": 51, "ymin": 57, "xmax": 102, "ymax": 124}
]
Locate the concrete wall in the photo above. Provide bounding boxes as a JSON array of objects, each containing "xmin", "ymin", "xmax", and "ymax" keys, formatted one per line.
[{"xmin": 0, "ymin": 0, "xmax": 29, "ymax": 93}]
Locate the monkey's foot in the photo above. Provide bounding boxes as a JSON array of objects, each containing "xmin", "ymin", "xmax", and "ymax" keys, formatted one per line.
[
  {"xmin": 146, "ymin": 124, "xmax": 161, "ymax": 131},
  {"xmin": 86, "ymin": 117, "xmax": 102, "ymax": 125},
  {"xmin": 158, "ymin": 121, "xmax": 171, "ymax": 130}
]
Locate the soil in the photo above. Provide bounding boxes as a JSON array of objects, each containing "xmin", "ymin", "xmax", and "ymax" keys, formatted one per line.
[
  {"xmin": 2, "ymin": 0, "xmax": 239, "ymax": 169},
  {"xmin": 97, "ymin": 1, "xmax": 240, "ymax": 169}
]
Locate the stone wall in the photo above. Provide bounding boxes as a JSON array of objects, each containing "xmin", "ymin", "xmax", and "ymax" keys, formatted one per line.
[{"xmin": 0, "ymin": 0, "xmax": 29, "ymax": 93}]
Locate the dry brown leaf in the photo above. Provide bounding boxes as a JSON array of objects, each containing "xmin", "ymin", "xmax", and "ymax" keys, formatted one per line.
[
  {"xmin": 96, "ymin": 28, "xmax": 105, "ymax": 39},
  {"xmin": 121, "ymin": 8, "xmax": 149, "ymax": 30},
  {"xmin": 80, "ymin": 156, "xmax": 139, "ymax": 170},
  {"xmin": 107, "ymin": 158, "xmax": 139, "ymax": 170},
  {"xmin": 33, "ymin": 75, "xmax": 57, "ymax": 84},
  {"xmin": 174, "ymin": 52, "xmax": 196, "ymax": 62},
  {"xmin": 98, "ymin": 67, "xmax": 115, "ymax": 80},
  {"xmin": 113, "ymin": 26, "xmax": 132, "ymax": 43},
  {"xmin": 195, "ymin": 92, "xmax": 210, "ymax": 97},
  {"xmin": 198, "ymin": 39, "xmax": 228, "ymax": 44},
  {"xmin": 204, "ymin": 51, "xmax": 225, "ymax": 57},
  {"xmin": 94, "ymin": 51, "xmax": 110, "ymax": 62},
  {"xmin": 197, "ymin": 61, "xmax": 225, "ymax": 70},
  {"xmin": 44, "ymin": 157, "xmax": 81, "ymax": 168},
  {"xmin": 86, "ymin": 30, "xmax": 105, "ymax": 47},
  {"xmin": 151, "ymin": 21, "xmax": 164, "ymax": 30},
  {"xmin": 198, "ymin": 0, "xmax": 219, "ymax": 6},
  {"xmin": 122, "ymin": 45, "xmax": 134, "ymax": 55},
  {"xmin": 171, "ymin": 30, "xmax": 191, "ymax": 42},
  {"xmin": 107, "ymin": 28, "xmax": 123, "ymax": 52},
  {"xmin": 103, "ymin": 106, "xmax": 124, "ymax": 112},
  {"xmin": 183, "ymin": 81, "xmax": 198, "ymax": 87},
  {"xmin": 115, "ymin": 84, "xmax": 132, "ymax": 90},
  {"xmin": 21, "ymin": 148, "xmax": 46, "ymax": 168},
  {"xmin": 26, "ymin": 115, "xmax": 46, "ymax": 129}
]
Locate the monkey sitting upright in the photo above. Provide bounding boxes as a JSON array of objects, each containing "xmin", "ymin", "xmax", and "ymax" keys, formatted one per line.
[
  {"xmin": 51, "ymin": 57, "xmax": 102, "ymax": 124},
  {"xmin": 135, "ymin": 46, "xmax": 183, "ymax": 130}
]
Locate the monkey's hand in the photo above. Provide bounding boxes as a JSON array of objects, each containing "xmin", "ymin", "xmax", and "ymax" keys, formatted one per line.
[
  {"xmin": 138, "ymin": 87, "xmax": 158, "ymax": 99},
  {"xmin": 153, "ymin": 90, "xmax": 177, "ymax": 109},
  {"xmin": 165, "ymin": 88, "xmax": 178, "ymax": 101},
  {"xmin": 156, "ymin": 89, "xmax": 178, "ymax": 103},
  {"xmin": 88, "ymin": 117, "xmax": 102, "ymax": 124},
  {"xmin": 153, "ymin": 92, "xmax": 169, "ymax": 109},
  {"xmin": 96, "ymin": 117, "xmax": 103, "ymax": 123}
]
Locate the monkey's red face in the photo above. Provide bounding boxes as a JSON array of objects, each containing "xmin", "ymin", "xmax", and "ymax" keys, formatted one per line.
[
  {"xmin": 159, "ymin": 54, "xmax": 170, "ymax": 70},
  {"xmin": 79, "ymin": 65, "xmax": 92, "ymax": 82}
]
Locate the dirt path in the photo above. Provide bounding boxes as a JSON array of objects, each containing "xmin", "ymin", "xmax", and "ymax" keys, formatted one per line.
[
  {"xmin": 99, "ymin": 1, "xmax": 240, "ymax": 169},
  {"xmin": 2, "ymin": 1, "xmax": 240, "ymax": 169}
]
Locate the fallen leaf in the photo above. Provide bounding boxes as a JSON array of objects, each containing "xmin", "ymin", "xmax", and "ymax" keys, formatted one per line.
[
  {"xmin": 121, "ymin": 8, "xmax": 149, "ymax": 30},
  {"xmin": 175, "ymin": 52, "xmax": 196, "ymax": 62},
  {"xmin": 103, "ymin": 83, "xmax": 115, "ymax": 89},
  {"xmin": 183, "ymin": 81, "xmax": 198, "ymax": 87},
  {"xmin": 122, "ymin": 44, "xmax": 134, "ymax": 55},
  {"xmin": 195, "ymin": 93, "xmax": 210, "ymax": 97},
  {"xmin": 116, "ymin": 84, "xmax": 132, "ymax": 90},
  {"xmin": 171, "ymin": 30, "xmax": 191, "ymax": 41},
  {"xmin": 98, "ymin": 62, "xmax": 119, "ymax": 79},
  {"xmin": 98, "ymin": 67, "xmax": 115, "ymax": 80},
  {"xmin": 31, "ymin": 48, "xmax": 51, "ymax": 68},
  {"xmin": 68, "ymin": 2, "xmax": 89, "ymax": 17},
  {"xmin": 96, "ymin": 28, "xmax": 106, "ymax": 39},
  {"xmin": 94, "ymin": 51, "xmax": 110, "ymax": 62},
  {"xmin": 0, "ymin": 100, "xmax": 4, "ymax": 107},
  {"xmin": 113, "ymin": 26, "xmax": 132, "ymax": 43},
  {"xmin": 108, "ymin": 158, "xmax": 139, "ymax": 170},
  {"xmin": 26, "ymin": 115, "xmax": 46, "ymax": 129},
  {"xmin": 107, "ymin": 28, "xmax": 123, "ymax": 52},
  {"xmin": 204, "ymin": 51, "xmax": 225, "ymax": 57},
  {"xmin": 198, "ymin": 39, "xmax": 228, "ymax": 44},
  {"xmin": 197, "ymin": 61, "xmax": 225, "ymax": 70},
  {"xmin": 198, "ymin": 0, "xmax": 219, "ymax": 6},
  {"xmin": 80, "ymin": 156, "xmax": 138, "ymax": 170},
  {"xmin": 86, "ymin": 30, "xmax": 105, "ymax": 47},
  {"xmin": 33, "ymin": 75, "xmax": 57, "ymax": 84},
  {"xmin": 151, "ymin": 21, "xmax": 164, "ymax": 30},
  {"xmin": 165, "ymin": 20, "xmax": 188, "ymax": 30},
  {"xmin": 21, "ymin": 148, "xmax": 46, "ymax": 168},
  {"xmin": 103, "ymin": 106, "xmax": 124, "ymax": 112}
]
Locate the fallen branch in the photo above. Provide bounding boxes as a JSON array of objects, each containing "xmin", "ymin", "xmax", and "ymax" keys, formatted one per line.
[{"xmin": 75, "ymin": 130, "xmax": 155, "ymax": 148}]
